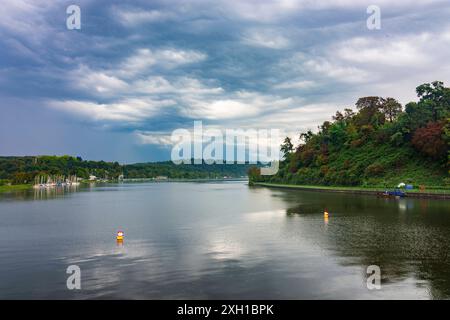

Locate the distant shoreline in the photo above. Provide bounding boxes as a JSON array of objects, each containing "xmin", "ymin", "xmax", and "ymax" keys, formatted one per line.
[{"xmin": 252, "ymin": 182, "xmax": 450, "ymax": 200}]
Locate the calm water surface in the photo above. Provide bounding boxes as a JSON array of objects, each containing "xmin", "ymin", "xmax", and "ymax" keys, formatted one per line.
[{"xmin": 0, "ymin": 181, "xmax": 449, "ymax": 299}]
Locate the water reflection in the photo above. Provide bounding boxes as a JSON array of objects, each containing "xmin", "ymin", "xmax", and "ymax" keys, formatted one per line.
[
  {"xmin": 278, "ymin": 189, "xmax": 450, "ymax": 299},
  {"xmin": 0, "ymin": 182, "xmax": 449, "ymax": 299},
  {"xmin": 33, "ymin": 185, "xmax": 80, "ymax": 200}
]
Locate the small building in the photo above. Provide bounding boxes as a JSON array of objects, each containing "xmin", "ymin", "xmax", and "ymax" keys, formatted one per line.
[{"xmin": 89, "ymin": 175, "xmax": 97, "ymax": 181}]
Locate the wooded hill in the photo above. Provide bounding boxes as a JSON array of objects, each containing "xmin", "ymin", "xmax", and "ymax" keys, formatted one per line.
[{"xmin": 249, "ymin": 81, "xmax": 449, "ymax": 188}]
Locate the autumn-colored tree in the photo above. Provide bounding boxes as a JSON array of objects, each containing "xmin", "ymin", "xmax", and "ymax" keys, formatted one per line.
[
  {"xmin": 411, "ymin": 121, "xmax": 446, "ymax": 160},
  {"xmin": 247, "ymin": 166, "xmax": 261, "ymax": 183},
  {"xmin": 248, "ymin": 81, "xmax": 449, "ymax": 186},
  {"xmin": 288, "ymin": 152, "xmax": 300, "ymax": 173},
  {"xmin": 300, "ymin": 147, "xmax": 315, "ymax": 166}
]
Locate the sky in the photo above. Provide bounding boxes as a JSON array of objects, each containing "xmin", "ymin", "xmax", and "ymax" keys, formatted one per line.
[{"xmin": 0, "ymin": 0, "xmax": 450, "ymax": 163}]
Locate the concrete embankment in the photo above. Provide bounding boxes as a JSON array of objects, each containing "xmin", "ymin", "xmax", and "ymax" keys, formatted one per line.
[{"xmin": 253, "ymin": 182, "xmax": 450, "ymax": 200}]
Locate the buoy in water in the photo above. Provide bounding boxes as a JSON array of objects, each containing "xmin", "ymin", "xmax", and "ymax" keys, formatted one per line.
[
  {"xmin": 116, "ymin": 230, "xmax": 124, "ymax": 241},
  {"xmin": 324, "ymin": 211, "xmax": 329, "ymax": 218}
]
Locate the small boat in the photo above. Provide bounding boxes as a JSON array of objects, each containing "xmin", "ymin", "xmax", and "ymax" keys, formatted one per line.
[{"xmin": 378, "ymin": 189, "xmax": 406, "ymax": 198}]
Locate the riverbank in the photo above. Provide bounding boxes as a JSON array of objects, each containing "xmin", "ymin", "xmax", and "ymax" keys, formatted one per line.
[
  {"xmin": 123, "ymin": 177, "xmax": 248, "ymax": 182},
  {"xmin": 0, "ymin": 184, "xmax": 32, "ymax": 193},
  {"xmin": 252, "ymin": 182, "xmax": 450, "ymax": 200}
]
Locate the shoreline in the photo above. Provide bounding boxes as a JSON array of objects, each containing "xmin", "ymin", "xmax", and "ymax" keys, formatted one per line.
[
  {"xmin": 0, "ymin": 178, "xmax": 248, "ymax": 193},
  {"xmin": 0, "ymin": 184, "xmax": 32, "ymax": 193},
  {"xmin": 252, "ymin": 182, "xmax": 450, "ymax": 200},
  {"xmin": 123, "ymin": 177, "xmax": 248, "ymax": 183}
]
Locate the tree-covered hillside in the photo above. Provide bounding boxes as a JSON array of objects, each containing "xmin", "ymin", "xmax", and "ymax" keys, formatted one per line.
[
  {"xmin": 0, "ymin": 156, "xmax": 122, "ymax": 185},
  {"xmin": 124, "ymin": 161, "xmax": 254, "ymax": 179},
  {"xmin": 250, "ymin": 81, "xmax": 449, "ymax": 188},
  {"xmin": 0, "ymin": 156, "xmax": 252, "ymax": 185}
]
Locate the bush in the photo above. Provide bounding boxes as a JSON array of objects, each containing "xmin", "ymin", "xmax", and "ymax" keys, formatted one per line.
[
  {"xmin": 0, "ymin": 179, "xmax": 11, "ymax": 186},
  {"xmin": 365, "ymin": 163, "xmax": 384, "ymax": 176},
  {"xmin": 350, "ymin": 139, "xmax": 364, "ymax": 148},
  {"xmin": 390, "ymin": 132, "xmax": 403, "ymax": 146},
  {"xmin": 412, "ymin": 121, "xmax": 446, "ymax": 160}
]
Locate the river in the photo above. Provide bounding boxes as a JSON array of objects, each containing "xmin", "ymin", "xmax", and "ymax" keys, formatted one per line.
[{"xmin": 0, "ymin": 181, "xmax": 449, "ymax": 299}]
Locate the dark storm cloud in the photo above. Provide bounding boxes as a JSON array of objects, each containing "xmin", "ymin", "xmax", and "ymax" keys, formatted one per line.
[{"xmin": 1, "ymin": 0, "xmax": 450, "ymax": 161}]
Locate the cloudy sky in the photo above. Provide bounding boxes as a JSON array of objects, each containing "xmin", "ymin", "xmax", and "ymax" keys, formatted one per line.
[{"xmin": 1, "ymin": 0, "xmax": 449, "ymax": 163}]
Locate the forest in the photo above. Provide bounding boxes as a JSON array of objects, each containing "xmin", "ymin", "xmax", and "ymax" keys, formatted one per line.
[
  {"xmin": 249, "ymin": 81, "xmax": 449, "ymax": 188},
  {"xmin": 0, "ymin": 156, "xmax": 252, "ymax": 186}
]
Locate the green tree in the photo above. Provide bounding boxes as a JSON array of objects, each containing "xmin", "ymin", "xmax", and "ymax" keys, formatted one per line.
[
  {"xmin": 355, "ymin": 96, "xmax": 385, "ymax": 127},
  {"xmin": 280, "ymin": 137, "xmax": 294, "ymax": 160},
  {"xmin": 381, "ymin": 98, "xmax": 402, "ymax": 122},
  {"xmin": 404, "ymin": 101, "xmax": 432, "ymax": 132},
  {"xmin": 416, "ymin": 81, "xmax": 450, "ymax": 121},
  {"xmin": 299, "ymin": 130, "xmax": 314, "ymax": 143}
]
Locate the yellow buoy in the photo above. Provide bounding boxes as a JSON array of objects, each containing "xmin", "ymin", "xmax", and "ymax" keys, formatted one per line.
[
  {"xmin": 324, "ymin": 211, "xmax": 329, "ymax": 218},
  {"xmin": 116, "ymin": 230, "xmax": 124, "ymax": 241}
]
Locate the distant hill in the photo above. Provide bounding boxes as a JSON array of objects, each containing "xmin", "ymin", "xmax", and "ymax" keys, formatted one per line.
[
  {"xmin": 123, "ymin": 161, "xmax": 255, "ymax": 179},
  {"xmin": 249, "ymin": 81, "xmax": 449, "ymax": 188}
]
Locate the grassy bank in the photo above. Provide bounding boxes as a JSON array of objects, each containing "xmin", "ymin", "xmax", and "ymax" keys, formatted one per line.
[
  {"xmin": 0, "ymin": 184, "xmax": 32, "ymax": 193},
  {"xmin": 253, "ymin": 182, "xmax": 450, "ymax": 198}
]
